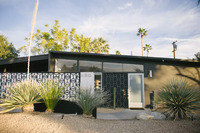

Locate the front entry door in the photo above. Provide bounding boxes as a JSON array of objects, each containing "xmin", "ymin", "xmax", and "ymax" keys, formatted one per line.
[
  {"xmin": 80, "ymin": 72, "xmax": 94, "ymax": 92},
  {"xmin": 128, "ymin": 73, "xmax": 144, "ymax": 108}
]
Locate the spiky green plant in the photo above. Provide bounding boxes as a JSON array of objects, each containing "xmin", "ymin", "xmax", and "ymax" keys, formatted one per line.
[
  {"xmin": 77, "ymin": 89, "xmax": 108, "ymax": 116},
  {"xmin": 157, "ymin": 79, "xmax": 200, "ymax": 120},
  {"xmin": 0, "ymin": 80, "xmax": 41, "ymax": 113},
  {"xmin": 37, "ymin": 80, "xmax": 64, "ymax": 113}
]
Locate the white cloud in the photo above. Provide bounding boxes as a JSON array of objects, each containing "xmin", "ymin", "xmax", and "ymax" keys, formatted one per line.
[
  {"xmin": 144, "ymin": 35, "xmax": 200, "ymax": 59},
  {"xmin": 1, "ymin": 0, "xmax": 199, "ymax": 59},
  {"xmin": 118, "ymin": 2, "xmax": 132, "ymax": 10},
  {"xmin": 77, "ymin": 0, "xmax": 200, "ymax": 58}
]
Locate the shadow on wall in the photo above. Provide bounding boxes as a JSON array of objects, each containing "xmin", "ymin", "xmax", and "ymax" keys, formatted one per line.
[
  {"xmin": 144, "ymin": 63, "xmax": 200, "ymax": 108},
  {"xmin": 174, "ymin": 66, "xmax": 200, "ymax": 87}
]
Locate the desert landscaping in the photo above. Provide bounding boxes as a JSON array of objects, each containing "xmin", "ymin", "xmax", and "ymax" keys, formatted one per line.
[{"xmin": 0, "ymin": 109, "xmax": 200, "ymax": 133}]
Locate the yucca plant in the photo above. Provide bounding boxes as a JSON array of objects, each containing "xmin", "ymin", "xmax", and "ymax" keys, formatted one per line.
[
  {"xmin": 37, "ymin": 80, "xmax": 64, "ymax": 113},
  {"xmin": 157, "ymin": 79, "xmax": 200, "ymax": 120},
  {"xmin": 0, "ymin": 79, "xmax": 41, "ymax": 113},
  {"xmin": 77, "ymin": 89, "xmax": 108, "ymax": 117}
]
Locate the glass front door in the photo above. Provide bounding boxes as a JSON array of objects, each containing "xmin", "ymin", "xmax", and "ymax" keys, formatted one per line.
[{"xmin": 128, "ymin": 73, "xmax": 144, "ymax": 108}]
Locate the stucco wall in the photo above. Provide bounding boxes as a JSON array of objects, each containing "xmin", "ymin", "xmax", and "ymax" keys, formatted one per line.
[{"xmin": 144, "ymin": 62, "xmax": 200, "ymax": 107}]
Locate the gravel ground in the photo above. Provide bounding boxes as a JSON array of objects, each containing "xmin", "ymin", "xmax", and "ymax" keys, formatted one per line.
[{"xmin": 0, "ymin": 112, "xmax": 199, "ymax": 133}]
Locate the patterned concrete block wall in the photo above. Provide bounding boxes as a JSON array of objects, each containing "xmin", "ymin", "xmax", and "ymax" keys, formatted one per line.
[
  {"xmin": 0, "ymin": 73, "xmax": 80, "ymax": 101},
  {"xmin": 103, "ymin": 73, "xmax": 128, "ymax": 108}
]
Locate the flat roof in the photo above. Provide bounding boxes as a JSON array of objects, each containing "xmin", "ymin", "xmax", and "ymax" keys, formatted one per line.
[
  {"xmin": 0, "ymin": 51, "xmax": 199, "ymax": 66},
  {"xmin": 49, "ymin": 51, "xmax": 200, "ymax": 65},
  {"xmin": 0, "ymin": 54, "xmax": 48, "ymax": 65}
]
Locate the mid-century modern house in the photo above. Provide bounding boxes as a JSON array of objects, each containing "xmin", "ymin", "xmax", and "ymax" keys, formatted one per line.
[{"xmin": 0, "ymin": 51, "xmax": 199, "ymax": 109}]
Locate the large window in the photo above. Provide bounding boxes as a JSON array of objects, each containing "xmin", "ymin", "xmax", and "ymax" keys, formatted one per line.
[
  {"xmin": 123, "ymin": 64, "xmax": 143, "ymax": 72},
  {"xmin": 79, "ymin": 60, "xmax": 102, "ymax": 72},
  {"xmin": 55, "ymin": 59, "xmax": 77, "ymax": 72},
  {"xmin": 55, "ymin": 58, "xmax": 143, "ymax": 73},
  {"xmin": 103, "ymin": 62, "xmax": 123, "ymax": 72},
  {"xmin": 103, "ymin": 62, "xmax": 143, "ymax": 72}
]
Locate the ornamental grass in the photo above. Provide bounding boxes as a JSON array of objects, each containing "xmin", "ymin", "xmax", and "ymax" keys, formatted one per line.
[
  {"xmin": 0, "ymin": 79, "xmax": 41, "ymax": 113},
  {"xmin": 77, "ymin": 89, "xmax": 108, "ymax": 116},
  {"xmin": 37, "ymin": 80, "xmax": 64, "ymax": 113},
  {"xmin": 156, "ymin": 79, "xmax": 200, "ymax": 120}
]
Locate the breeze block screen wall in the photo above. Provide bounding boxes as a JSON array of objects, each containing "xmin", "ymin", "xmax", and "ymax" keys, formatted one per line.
[
  {"xmin": 0, "ymin": 73, "xmax": 80, "ymax": 101},
  {"xmin": 103, "ymin": 73, "xmax": 128, "ymax": 108}
]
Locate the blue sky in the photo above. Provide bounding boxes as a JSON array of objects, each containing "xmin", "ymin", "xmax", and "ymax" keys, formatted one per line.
[{"xmin": 0, "ymin": 0, "xmax": 200, "ymax": 59}]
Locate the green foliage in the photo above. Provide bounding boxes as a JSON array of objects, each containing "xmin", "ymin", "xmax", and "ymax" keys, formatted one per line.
[
  {"xmin": 157, "ymin": 79, "xmax": 200, "ymax": 120},
  {"xmin": 137, "ymin": 28, "xmax": 148, "ymax": 56},
  {"xmin": 37, "ymin": 80, "xmax": 64, "ymax": 112},
  {"xmin": 137, "ymin": 28, "xmax": 148, "ymax": 37},
  {"xmin": 70, "ymin": 29, "xmax": 110, "ymax": 54},
  {"xmin": 116, "ymin": 50, "xmax": 121, "ymax": 55},
  {"xmin": 91, "ymin": 37, "xmax": 110, "ymax": 54},
  {"xmin": 0, "ymin": 35, "xmax": 19, "ymax": 59},
  {"xmin": 77, "ymin": 89, "xmax": 108, "ymax": 115},
  {"xmin": 0, "ymin": 80, "xmax": 41, "ymax": 113},
  {"xmin": 20, "ymin": 20, "xmax": 110, "ymax": 55},
  {"xmin": 143, "ymin": 44, "xmax": 152, "ymax": 56},
  {"xmin": 20, "ymin": 20, "xmax": 69, "ymax": 55},
  {"xmin": 70, "ymin": 28, "xmax": 91, "ymax": 53}
]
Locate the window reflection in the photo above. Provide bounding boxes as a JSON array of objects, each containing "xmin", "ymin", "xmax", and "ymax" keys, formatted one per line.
[
  {"xmin": 55, "ymin": 58, "xmax": 143, "ymax": 73},
  {"xmin": 103, "ymin": 62, "xmax": 143, "ymax": 72},
  {"xmin": 56, "ymin": 59, "xmax": 77, "ymax": 72},
  {"xmin": 79, "ymin": 60, "xmax": 102, "ymax": 72},
  {"xmin": 103, "ymin": 62, "xmax": 123, "ymax": 72},
  {"xmin": 123, "ymin": 64, "xmax": 143, "ymax": 72}
]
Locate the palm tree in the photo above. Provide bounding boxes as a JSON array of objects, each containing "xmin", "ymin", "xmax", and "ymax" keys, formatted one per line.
[
  {"xmin": 116, "ymin": 50, "xmax": 121, "ymax": 55},
  {"xmin": 137, "ymin": 28, "xmax": 148, "ymax": 56},
  {"xmin": 143, "ymin": 44, "xmax": 152, "ymax": 57},
  {"xmin": 91, "ymin": 37, "xmax": 110, "ymax": 54},
  {"xmin": 27, "ymin": 0, "xmax": 39, "ymax": 79}
]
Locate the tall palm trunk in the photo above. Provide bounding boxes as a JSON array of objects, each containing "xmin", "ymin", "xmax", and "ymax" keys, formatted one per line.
[
  {"xmin": 27, "ymin": 0, "xmax": 39, "ymax": 79},
  {"xmin": 141, "ymin": 35, "xmax": 143, "ymax": 56},
  {"xmin": 147, "ymin": 49, "xmax": 149, "ymax": 57}
]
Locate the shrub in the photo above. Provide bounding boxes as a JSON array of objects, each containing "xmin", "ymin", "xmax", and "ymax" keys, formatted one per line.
[
  {"xmin": 157, "ymin": 79, "xmax": 200, "ymax": 120},
  {"xmin": 0, "ymin": 79, "xmax": 41, "ymax": 113},
  {"xmin": 37, "ymin": 80, "xmax": 64, "ymax": 113},
  {"xmin": 76, "ymin": 89, "xmax": 108, "ymax": 116}
]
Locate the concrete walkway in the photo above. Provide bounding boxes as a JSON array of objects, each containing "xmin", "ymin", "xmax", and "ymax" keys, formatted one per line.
[
  {"xmin": 1, "ymin": 107, "xmax": 153, "ymax": 120},
  {"xmin": 97, "ymin": 109, "xmax": 152, "ymax": 120}
]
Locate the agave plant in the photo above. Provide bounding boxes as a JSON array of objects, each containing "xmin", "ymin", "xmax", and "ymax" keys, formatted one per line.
[
  {"xmin": 157, "ymin": 79, "xmax": 200, "ymax": 120},
  {"xmin": 0, "ymin": 79, "xmax": 41, "ymax": 113},
  {"xmin": 37, "ymin": 80, "xmax": 64, "ymax": 113},
  {"xmin": 77, "ymin": 89, "xmax": 108, "ymax": 116}
]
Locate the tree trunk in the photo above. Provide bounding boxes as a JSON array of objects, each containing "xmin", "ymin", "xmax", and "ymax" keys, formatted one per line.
[{"xmin": 147, "ymin": 49, "xmax": 149, "ymax": 57}]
